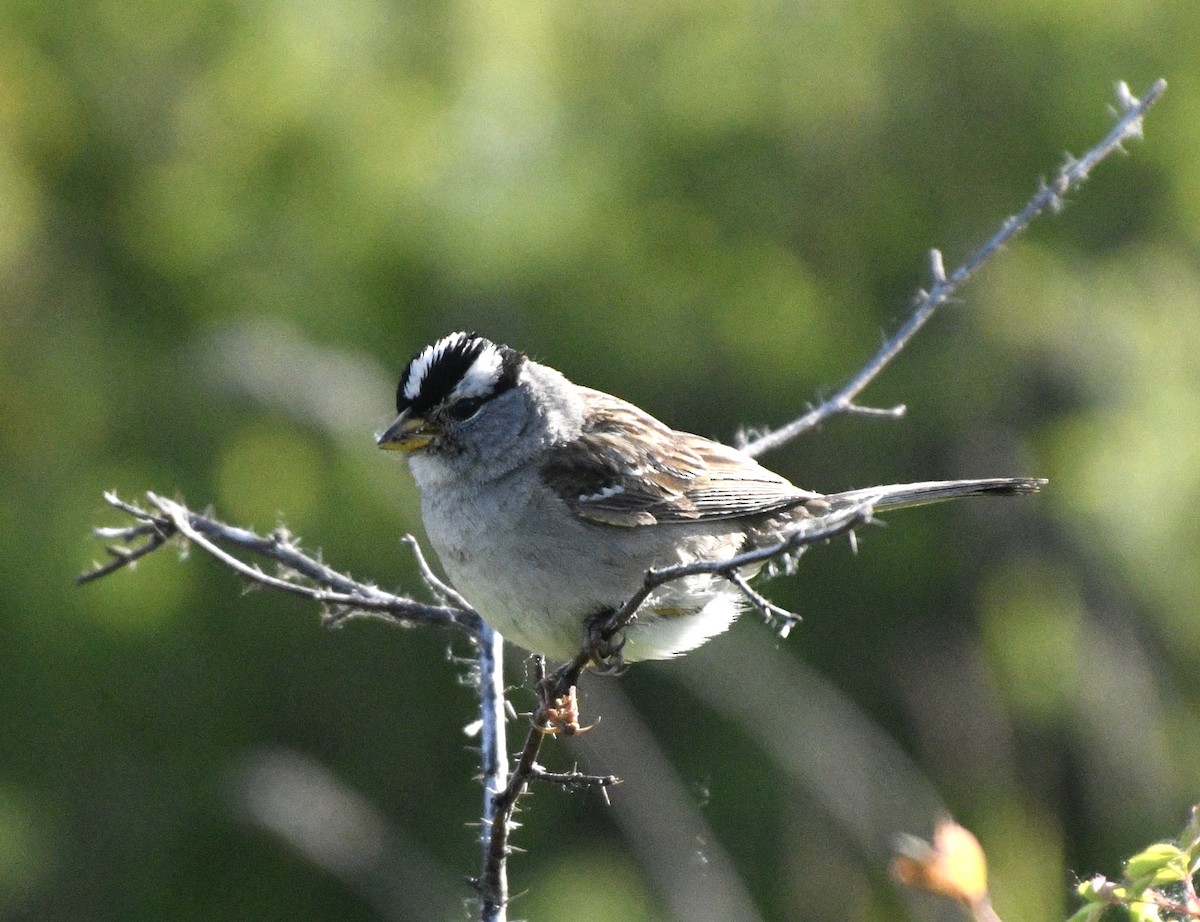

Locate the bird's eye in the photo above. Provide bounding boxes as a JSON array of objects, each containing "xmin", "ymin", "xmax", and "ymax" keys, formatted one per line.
[{"xmin": 446, "ymin": 396, "xmax": 484, "ymax": 421}]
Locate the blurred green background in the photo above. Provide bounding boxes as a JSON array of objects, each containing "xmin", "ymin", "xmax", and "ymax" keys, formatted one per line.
[{"xmin": 2, "ymin": 1, "xmax": 1197, "ymax": 920}]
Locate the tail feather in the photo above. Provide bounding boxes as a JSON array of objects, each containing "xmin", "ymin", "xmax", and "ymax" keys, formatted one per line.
[{"xmin": 823, "ymin": 477, "xmax": 1046, "ymax": 513}]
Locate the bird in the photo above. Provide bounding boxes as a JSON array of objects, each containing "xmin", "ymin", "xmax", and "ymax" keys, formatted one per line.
[{"xmin": 377, "ymin": 331, "xmax": 1044, "ymax": 665}]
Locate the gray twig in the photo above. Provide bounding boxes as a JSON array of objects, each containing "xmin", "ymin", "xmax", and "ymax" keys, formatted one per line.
[
  {"xmin": 475, "ymin": 621, "xmax": 509, "ymax": 917},
  {"xmin": 531, "ymin": 763, "xmax": 621, "ymax": 792},
  {"xmin": 726, "ymin": 570, "xmax": 802, "ymax": 638},
  {"xmin": 402, "ymin": 534, "xmax": 473, "ymax": 610},
  {"xmin": 77, "ymin": 494, "xmax": 174, "ymax": 583},
  {"xmin": 79, "ymin": 491, "xmax": 475, "ymax": 631},
  {"xmin": 739, "ymin": 78, "xmax": 1167, "ymax": 458}
]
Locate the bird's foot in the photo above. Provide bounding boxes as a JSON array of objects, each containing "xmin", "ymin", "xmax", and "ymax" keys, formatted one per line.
[
  {"xmin": 534, "ymin": 682, "xmax": 593, "ymax": 736},
  {"xmin": 584, "ymin": 612, "xmax": 628, "ymax": 676}
]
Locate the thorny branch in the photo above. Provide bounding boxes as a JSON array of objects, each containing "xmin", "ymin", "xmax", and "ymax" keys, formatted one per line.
[
  {"xmin": 739, "ymin": 78, "xmax": 1167, "ymax": 458},
  {"xmin": 79, "ymin": 492, "xmax": 474, "ymax": 630},
  {"xmin": 79, "ymin": 488, "xmax": 867, "ymax": 921},
  {"xmin": 78, "ymin": 80, "xmax": 1165, "ymax": 922}
]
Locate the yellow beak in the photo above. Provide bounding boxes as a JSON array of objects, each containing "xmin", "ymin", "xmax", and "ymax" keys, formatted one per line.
[{"xmin": 376, "ymin": 410, "xmax": 439, "ymax": 453}]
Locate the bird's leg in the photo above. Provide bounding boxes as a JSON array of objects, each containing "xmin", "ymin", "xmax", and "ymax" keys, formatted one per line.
[
  {"xmin": 583, "ymin": 608, "xmax": 628, "ymax": 676},
  {"xmin": 530, "ymin": 607, "xmax": 628, "ymax": 735}
]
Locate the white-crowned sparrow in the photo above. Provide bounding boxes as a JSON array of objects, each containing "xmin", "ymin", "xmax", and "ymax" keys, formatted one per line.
[{"xmin": 378, "ymin": 332, "xmax": 1043, "ymax": 663}]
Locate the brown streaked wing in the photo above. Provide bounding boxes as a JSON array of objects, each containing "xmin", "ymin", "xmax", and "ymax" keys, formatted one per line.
[{"xmin": 539, "ymin": 389, "xmax": 818, "ymax": 527}]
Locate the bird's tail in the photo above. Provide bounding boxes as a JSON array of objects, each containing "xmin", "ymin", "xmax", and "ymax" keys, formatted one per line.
[{"xmin": 822, "ymin": 477, "xmax": 1046, "ymax": 513}]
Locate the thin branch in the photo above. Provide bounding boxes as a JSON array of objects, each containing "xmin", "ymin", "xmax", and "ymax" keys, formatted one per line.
[
  {"xmin": 77, "ymin": 494, "xmax": 174, "ymax": 583},
  {"xmin": 642, "ymin": 504, "xmax": 871, "ymax": 593},
  {"xmin": 402, "ymin": 533, "xmax": 473, "ymax": 610},
  {"xmin": 475, "ymin": 622, "xmax": 509, "ymax": 922},
  {"xmin": 726, "ymin": 570, "xmax": 802, "ymax": 638},
  {"xmin": 576, "ymin": 503, "xmax": 871, "ymax": 678},
  {"xmin": 81, "ymin": 491, "xmax": 511, "ymax": 919},
  {"xmin": 529, "ymin": 763, "xmax": 621, "ymax": 792},
  {"xmin": 480, "ymin": 706, "xmax": 545, "ymax": 921},
  {"xmin": 79, "ymin": 491, "xmax": 476, "ymax": 631},
  {"xmin": 740, "ymin": 78, "xmax": 1167, "ymax": 458}
]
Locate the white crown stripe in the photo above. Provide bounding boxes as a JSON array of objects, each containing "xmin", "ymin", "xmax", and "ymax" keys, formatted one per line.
[
  {"xmin": 403, "ymin": 332, "xmax": 472, "ymax": 402},
  {"xmin": 449, "ymin": 343, "xmax": 505, "ymax": 401},
  {"xmin": 403, "ymin": 332, "xmax": 509, "ymax": 406}
]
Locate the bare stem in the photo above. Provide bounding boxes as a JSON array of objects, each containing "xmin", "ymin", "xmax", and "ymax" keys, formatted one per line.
[
  {"xmin": 79, "ymin": 491, "xmax": 475, "ymax": 630},
  {"xmin": 476, "ymin": 622, "xmax": 510, "ymax": 922},
  {"xmin": 740, "ymin": 78, "xmax": 1167, "ymax": 458},
  {"xmin": 480, "ymin": 705, "xmax": 546, "ymax": 921}
]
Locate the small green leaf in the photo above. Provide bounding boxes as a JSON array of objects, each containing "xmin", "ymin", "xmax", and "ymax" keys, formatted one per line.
[
  {"xmin": 1182, "ymin": 804, "xmax": 1200, "ymax": 866},
  {"xmin": 1181, "ymin": 805, "xmax": 1200, "ymax": 847},
  {"xmin": 1129, "ymin": 896, "xmax": 1164, "ymax": 922},
  {"xmin": 1124, "ymin": 843, "xmax": 1188, "ymax": 885},
  {"xmin": 1063, "ymin": 904, "xmax": 1106, "ymax": 922}
]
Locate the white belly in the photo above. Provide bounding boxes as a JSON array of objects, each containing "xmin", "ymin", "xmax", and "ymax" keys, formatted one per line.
[{"xmin": 412, "ymin": 460, "xmax": 745, "ymax": 662}]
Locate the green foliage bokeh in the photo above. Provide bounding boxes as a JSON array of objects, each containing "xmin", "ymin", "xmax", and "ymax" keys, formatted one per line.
[{"xmin": 1, "ymin": 1, "xmax": 1197, "ymax": 920}]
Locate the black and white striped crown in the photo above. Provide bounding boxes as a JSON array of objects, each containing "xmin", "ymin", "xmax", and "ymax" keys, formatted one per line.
[{"xmin": 396, "ymin": 332, "xmax": 523, "ymax": 416}]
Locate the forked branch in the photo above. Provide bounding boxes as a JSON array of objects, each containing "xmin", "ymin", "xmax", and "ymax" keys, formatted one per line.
[{"xmin": 79, "ymin": 491, "xmax": 476, "ymax": 630}]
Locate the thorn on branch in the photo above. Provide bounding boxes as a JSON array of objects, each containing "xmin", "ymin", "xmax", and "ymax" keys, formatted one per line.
[
  {"xmin": 845, "ymin": 401, "xmax": 906, "ymax": 420},
  {"xmin": 77, "ymin": 493, "xmax": 176, "ymax": 585},
  {"xmin": 1116, "ymin": 80, "xmax": 1138, "ymax": 112},
  {"xmin": 928, "ymin": 248, "xmax": 947, "ymax": 285},
  {"xmin": 1061, "ymin": 152, "xmax": 1085, "ymax": 183},
  {"xmin": 725, "ymin": 571, "xmax": 802, "ymax": 639},
  {"xmin": 1114, "ymin": 80, "xmax": 1149, "ymax": 140},
  {"xmin": 78, "ymin": 491, "xmax": 473, "ymax": 632},
  {"xmin": 738, "ymin": 78, "xmax": 1166, "ymax": 460},
  {"xmin": 529, "ymin": 762, "xmax": 620, "ymax": 792}
]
